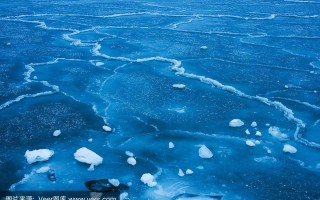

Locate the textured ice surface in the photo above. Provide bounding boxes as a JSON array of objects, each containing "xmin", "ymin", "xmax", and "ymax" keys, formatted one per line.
[
  {"xmin": 24, "ymin": 149, "xmax": 54, "ymax": 164},
  {"xmin": 1, "ymin": 0, "xmax": 320, "ymax": 199},
  {"xmin": 283, "ymin": 144, "xmax": 298, "ymax": 154},
  {"xmin": 74, "ymin": 147, "xmax": 103, "ymax": 167},
  {"xmin": 198, "ymin": 145, "xmax": 213, "ymax": 158}
]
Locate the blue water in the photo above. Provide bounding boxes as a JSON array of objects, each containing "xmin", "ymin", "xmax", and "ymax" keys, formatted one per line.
[{"xmin": 1, "ymin": 0, "xmax": 320, "ymax": 199}]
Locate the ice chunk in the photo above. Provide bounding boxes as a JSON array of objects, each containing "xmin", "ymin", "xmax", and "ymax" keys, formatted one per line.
[
  {"xmin": 172, "ymin": 84, "xmax": 186, "ymax": 89},
  {"xmin": 140, "ymin": 173, "xmax": 157, "ymax": 187},
  {"xmin": 68, "ymin": 180, "xmax": 74, "ymax": 184},
  {"xmin": 186, "ymin": 169, "xmax": 193, "ymax": 174},
  {"xmin": 245, "ymin": 129, "xmax": 250, "ymax": 135},
  {"xmin": 245, "ymin": 140, "xmax": 256, "ymax": 147},
  {"xmin": 6, "ymin": 42, "xmax": 11, "ymax": 46},
  {"xmin": 127, "ymin": 157, "xmax": 136, "ymax": 166},
  {"xmin": 25, "ymin": 149, "xmax": 54, "ymax": 164},
  {"xmin": 198, "ymin": 145, "xmax": 213, "ymax": 158},
  {"xmin": 251, "ymin": 121, "xmax": 257, "ymax": 127},
  {"xmin": 35, "ymin": 166, "xmax": 50, "ymax": 173},
  {"xmin": 102, "ymin": 125, "xmax": 112, "ymax": 132},
  {"xmin": 88, "ymin": 164, "xmax": 95, "ymax": 171},
  {"xmin": 53, "ymin": 129, "xmax": 61, "ymax": 137},
  {"xmin": 88, "ymin": 138, "xmax": 93, "ymax": 142},
  {"xmin": 283, "ymin": 144, "xmax": 297, "ymax": 154},
  {"xmin": 169, "ymin": 142, "xmax": 174, "ymax": 149},
  {"xmin": 125, "ymin": 151, "xmax": 134, "ymax": 157},
  {"xmin": 200, "ymin": 46, "xmax": 208, "ymax": 49},
  {"xmin": 255, "ymin": 131, "xmax": 262, "ymax": 136},
  {"xmin": 178, "ymin": 169, "xmax": 185, "ymax": 177},
  {"xmin": 109, "ymin": 179, "xmax": 120, "ymax": 187},
  {"xmin": 268, "ymin": 126, "xmax": 288, "ymax": 140},
  {"xmin": 96, "ymin": 62, "xmax": 104, "ymax": 67},
  {"xmin": 229, "ymin": 119, "xmax": 244, "ymax": 127},
  {"xmin": 254, "ymin": 140, "xmax": 261, "ymax": 145},
  {"xmin": 120, "ymin": 192, "xmax": 128, "ymax": 200},
  {"xmin": 74, "ymin": 147, "xmax": 103, "ymax": 167}
]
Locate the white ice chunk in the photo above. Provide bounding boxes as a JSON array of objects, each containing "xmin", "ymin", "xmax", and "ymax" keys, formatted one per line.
[
  {"xmin": 172, "ymin": 84, "xmax": 186, "ymax": 89},
  {"xmin": 6, "ymin": 42, "xmax": 11, "ymax": 46},
  {"xmin": 229, "ymin": 119, "xmax": 244, "ymax": 127},
  {"xmin": 178, "ymin": 169, "xmax": 185, "ymax": 177},
  {"xmin": 200, "ymin": 46, "xmax": 208, "ymax": 49},
  {"xmin": 74, "ymin": 147, "xmax": 103, "ymax": 166},
  {"xmin": 109, "ymin": 179, "xmax": 120, "ymax": 187},
  {"xmin": 120, "ymin": 192, "xmax": 128, "ymax": 200},
  {"xmin": 245, "ymin": 129, "xmax": 250, "ymax": 135},
  {"xmin": 35, "ymin": 166, "xmax": 50, "ymax": 173},
  {"xmin": 53, "ymin": 129, "xmax": 61, "ymax": 137},
  {"xmin": 186, "ymin": 169, "xmax": 193, "ymax": 174},
  {"xmin": 254, "ymin": 140, "xmax": 261, "ymax": 145},
  {"xmin": 251, "ymin": 121, "xmax": 257, "ymax": 127},
  {"xmin": 255, "ymin": 131, "xmax": 262, "ymax": 136},
  {"xmin": 169, "ymin": 142, "xmax": 174, "ymax": 149},
  {"xmin": 245, "ymin": 140, "xmax": 256, "ymax": 147},
  {"xmin": 25, "ymin": 149, "xmax": 54, "ymax": 164},
  {"xmin": 102, "ymin": 125, "xmax": 112, "ymax": 132},
  {"xmin": 125, "ymin": 151, "xmax": 134, "ymax": 157},
  {"xmin": 283, "ymin": 144, "xmax": 297, "ymax": 154},
  {"xmin": 268, "ymin": 126, "xmax": 288, "ymax": 140},
  {"xmin": 88, "ymin": 164, "xmax": 95, "ymax": 171},
  {"xmin": 127, "ymin": 157, "xmax": 136, "ymax": 166},
  {"xmin": 95, "ymin": 62, "xmax": 104, "ymax": 67},
  {"xmin": 140, "ymin": 173, "xmax": 157, "ymax": 187},
  {"xmin": 88, "ymin": 138, "xmax": 93, "ymax": 142},
  {"xmin": 198, "ymin": 145, "xmax": 213, "ymax": 158}
]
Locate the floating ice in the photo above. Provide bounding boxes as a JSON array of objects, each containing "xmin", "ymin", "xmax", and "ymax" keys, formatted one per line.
[
  {"xmin": 35, "ymin": 166, "xmax": 50, "ymax": 173},
  {"xmin": 172, "ymin": 84, "xmax": 186, "ymax": 89},
  {"xmin": 254, "ymin": 140, "xmax": 261, "ymax": 145},
  {"xmin": 127, "ymin": 157, "xmax": 136, "ymax": 166},
  {"xmin": 268, "ymin": 126, "xmax": 288, "ymax": 140},
  {"xmin": 88, "ymin": 164, "xmax": 95, "ymax": 171},
  {"xmin": 186, "ymin": 169, "xmax": 193, "ymax": 174},
  {"xmin": 25, "ymin": 149, "xmax": 54, "ymax": 164},
  {"xmin": 120, "ymin": 192, "xmax": 128, "ymax": 200},
  {"xmin": 95, "ymin": 62, "xmax": 104, "ymax": 66},
  {"xmin": 251, "ymin": 121, "xmax": 257, "ymax": 127},
  {"xmin": 246, "ymin": 140, "xmax": 256, "ymax": 147},
  {"xmin": 125, "ymin": 151, "xmax": 134, "ymax": 157},
  {"xmin": 74, "ymin": 147, "xmax": 103, "ymax": 168},
  {"xmin": 178, "ymin": 169, "xmax": 185, "ymax": 177},
  {"xmin": 198, "ymin": 145, "xmax": 213, "ymax": 158},
  {"xmin": 283, "ymin": 144, "xmax": 297, "ymax": 154},
  {"xmin": 140, "ymin": 173, "xmax": 157, "ymax": 187},
  {"xmin": 53, "ymin": 129, "xmax": 61, "ymax": 137},
  {"xmin": 200, "ymin": 46, "xmax": 208, "ymax": 49},
  {"xmin": 255, "ymin": 131, "xmax": 262, "ymax": 136},
  {"xmin": 88, "ymin": 138, "xmax": 93, "ymax": 142},
  {"xmin": 245, "ymin": 129, "xmax": 250, "ymax": 135},
  {"xmin": 109, "ymin": 179, "xmax": 120, "ymax": 187},
  {"xmin": 102, "ymin": 125, "xmax": 112, "ymax": 132},
  {"xmin": 169, "ymin": 142, "xmax": 174, "ymax": 149},
  {"xmin": 229, "ymin": 119, "xmax": 244, "ymax": 127}
]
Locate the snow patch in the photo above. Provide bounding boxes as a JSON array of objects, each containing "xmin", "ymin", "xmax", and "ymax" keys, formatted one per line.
[
  {"xmin": 198, "ymin": 145, "xmax": 213, "ymax": 158},
  {"xmin": 229, "ymin": 119, "xmax": 244, "ymax": 127},
  {"xmin": 25, "ymin": 149, "xmax": 54, "ymax": 164}
]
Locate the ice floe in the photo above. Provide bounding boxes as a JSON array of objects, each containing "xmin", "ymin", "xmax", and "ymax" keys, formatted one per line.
[
  {"xmin": 246, "ymin": 140, "xmax": 256, "ymax": 147},
  {"xmin": 283, "ymin": 144, "xmax": 297, "ymax": 154},
  {"xmin": 172, "ymin": 84, "xmax": 186, "ymax": 89},
  {"xmin": 229, "ymin": 119, "xmax": 244, "ymax": 127},
  {"xmin": 178, "ymin": 169, "xmax": 185, "ymax": 177},
  {"xmin": 200, "ymin": 46, "xmax": 208, "ymax": 49},
  {"xmin": 251, "ymin": 121, "xmax": 257, "ymax": 127},
  {"xmin": 255, "ymin": 131, "xmax": 262, "ymax": 136},
  {"xmin": 127, "ymin": 157, "xmax": 136, "ymax": 166},
  {"xmin": 109, "ymin": 179, "xmax": 120, "ymax": 187},
  {"xmin": 169, "ymin": 142, "xmax": 174, "ymax": 149},
  {"xmin": 102, "ymin": 125, "xmax": 112, "ymax": 132},
  {"xmin": 268, "ymin": 126, "xmax": 288, "ymax": 140},
  {"xmin": 198, "ymin": 145, "xmax": 213, "ymax": 158},
  {"xmin": 125, "ymin": 151, "xmax": 134, "ymax": 157},
  {"xmin": 53, "ymin": 129, "xmax": 61, "ymax": 137},
  {"xmin": 88, "ymin": 138, "xmax": 93, "ymax": 142},
  {"xmin": 25, "ymin": 149, "xmax": 54, "ymax": 164},
  {"xmin": 95, "ymin": 62, "xmax": 104, "ymax": 66},
  {"xmin": 245, "ymin": 129, "xmax": 250, "ymax": 135},
  {"xmin": 140, "ymin": 173, "xmax": 157, "ymax": 187},
  {"xmin": 186, "ymin": 169, "xmax": 193, "ymax": 174},
  {"xmin": 74, "ymin": 147, "xmax": 103, "ymax": 169},
  {"xmin": 35, "ymin": 166, "xmax": 50, "ymax": 173}
]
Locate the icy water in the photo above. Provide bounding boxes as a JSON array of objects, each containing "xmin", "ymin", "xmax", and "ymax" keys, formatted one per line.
[{"xmin": 1, "ymin": 0, "xmax": 320, "ymax": 199}]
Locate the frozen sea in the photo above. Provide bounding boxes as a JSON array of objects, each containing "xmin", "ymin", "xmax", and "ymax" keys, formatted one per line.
[{"xmin": 0, "ymin": 0, "xmax": 320, "ymax": 199}]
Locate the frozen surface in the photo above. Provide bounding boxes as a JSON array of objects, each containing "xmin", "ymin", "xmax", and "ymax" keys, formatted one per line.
[
  {"xmin": 0, "ymin": 0, "xmax": 320, "ymax": 199},
  {"xmin": 24, "ymin": 149, "xmax": 54, "ymax": 164}
]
